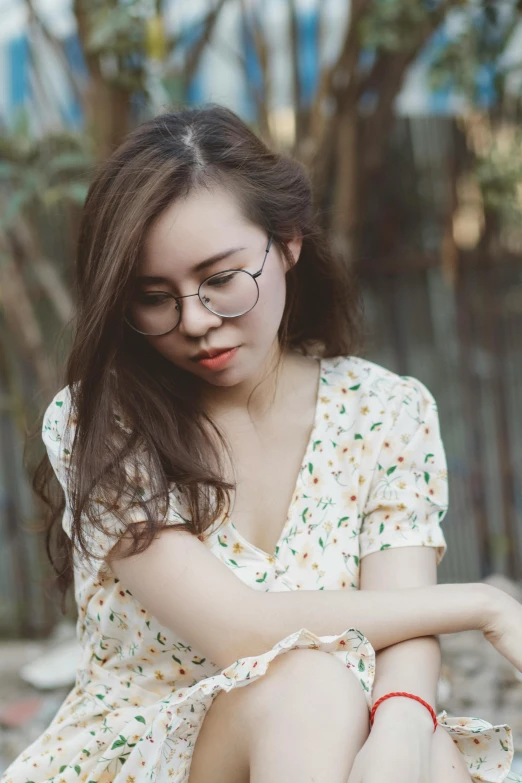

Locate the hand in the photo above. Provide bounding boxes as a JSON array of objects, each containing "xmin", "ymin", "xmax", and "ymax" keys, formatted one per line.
[
  {"xmin": 347, "ymin": 715, "xmax": 433, "ymax": 783},
  {"xmin": 481, "ymin": 584, "xmax": 522, "ymax": 673}
]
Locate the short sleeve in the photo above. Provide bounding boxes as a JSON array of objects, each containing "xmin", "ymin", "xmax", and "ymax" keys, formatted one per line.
[
  {"xmin": 42, "ymin": 385, "xmax": 187, "ymax": 577},
  {"xmin": 359, "ymin": 376, "xmax": 448, "ymax": 566}
]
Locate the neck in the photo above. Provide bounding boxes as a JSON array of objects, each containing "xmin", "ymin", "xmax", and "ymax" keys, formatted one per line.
[{"xmin": 198, "ymin": 342, "xmax": 296, "ymax": 421}]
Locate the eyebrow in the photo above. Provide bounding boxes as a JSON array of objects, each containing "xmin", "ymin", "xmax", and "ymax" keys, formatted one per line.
[{"xmin": 136, "ymin": 246, "xmax": 247, "ymax": 285}]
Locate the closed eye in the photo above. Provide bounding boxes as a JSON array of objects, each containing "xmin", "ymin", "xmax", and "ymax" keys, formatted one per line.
[{"xmin": 135, "ymin": 292, "xmax": 176, "ymax": 306}]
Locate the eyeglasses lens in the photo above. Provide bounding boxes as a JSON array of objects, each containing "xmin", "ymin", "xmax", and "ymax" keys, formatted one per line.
[{"xmin": 128, "ymin": 270, "xmax": 259, "ymax": 336}]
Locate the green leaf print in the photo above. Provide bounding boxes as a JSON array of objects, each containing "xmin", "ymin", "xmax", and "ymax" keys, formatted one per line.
[
  {"xmin": 81, "ymin": 749, "xmax": 91, "ymax": 756},
  {"xmin": 135, "ymin": 716, "xmax": 146, "ymax": 724},
  {"xmin": 386, "ymin": 465, "xmax": 397, "ymax": 476},
  {"xmin": 353, "ymin": 555, "xmax": 359, "ymax": 567},
  {"xmin": 74, "ymin": 765, "xmax": 81, "ymax": 775},
  {"xmin": 308, "ymin": 462, "xmax": 313, "ymax": 474},
  {"xmin": 379, "ymin": 522, "xmax": 385, "ymax": 534},
  {"xmin": 337, "ymin": 516, "xmax": 349, "ymax": 527},
  {"xmin": 172, "ymin": 654, "xmax": 182, "ymax": 665},
  {"xmin": 217, "ymin": 535, "xmax": 228, "ymax": 547},
  {"xmin": 301, "ymin": 507, "xmax": 309, "ymax": 524},
  {"xmin": 229, "ymin": 559, "xmax": 239, "ymax": 566},
  {"xmin": 424, "ymin": 472, "xmax": 430, "ymax": 484},
  {"xmin": 358, "ymin": 658, "xmax": 365, "ymax": 672},
  {"xmin": 349, "ymin": 384, "xmax": 360, "ymax": 390},
  {"xmin": 380, "ymin": 544, "xmax": 391, "ymax": 550},
  {"xmin": 424, "ymin": 453, "xmax": 434, "ymax": 463},
  {"xmin": 318, "ymin": 537, "xmax": 324, "ymax": 549},
  {"xmin": 55, "ymin": 400, "xmax": 63, "ymax": 407},
  {"xmin": 111, "ymin": 735, "xmax": 128, "ymax": 750},
  {"xmin": 256, "ymin": 572, "xmax": 267, "ymax": 583},
  {"xmin": 339, "ymin": 404, "xmax": 346, "ymax": 414},
  {"xmin": 60, "ymin": 767, "xmax": 67, "ymax": 773},
  {"xmin": 313, "ymin": 440, "xmax": 322, "ymax": 450},
  {"xmin": 354, "ymin": 433, "xmax": 363, "ymax": 440},
  {"xmin": 370, "ymin": 422, "xmax": 383, "ymax": 431}
]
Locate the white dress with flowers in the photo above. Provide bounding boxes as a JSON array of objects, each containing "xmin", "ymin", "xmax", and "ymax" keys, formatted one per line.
[{"xmin": 1, "ymin": 355, "xmax": 520, "ymax": 783}]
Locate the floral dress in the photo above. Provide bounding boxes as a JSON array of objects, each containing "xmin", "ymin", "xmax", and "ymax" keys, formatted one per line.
[{"xmin": 2, "ymin": 355, "xmax": 520, "ymax": 783}]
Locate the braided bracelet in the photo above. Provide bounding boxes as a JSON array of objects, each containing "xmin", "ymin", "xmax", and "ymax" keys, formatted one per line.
[{"xmin": 370, "ymin": 691, "xmax": 438, "ymax": 732}]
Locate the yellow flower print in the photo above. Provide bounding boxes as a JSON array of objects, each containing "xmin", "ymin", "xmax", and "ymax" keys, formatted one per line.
[
  {"xmin": 360, "ymin": 406, "xmax": 370, "ymax": 415},
  {"xmin": 232, "ymin": 542, "xmax": 244, "ymax": 555},
  {"xmin": 341, "ymin": 489, "xmax": 359, "ymax": 507},
  {"xmin": 155, "ymin": 670, "xmax": 164, "ymax": 680},
  {"xmin": 295, "ymin": 544, "xmax": 313, "ymax": 568},
  {"xmin": 307, "ymin": 468, "xmax": 325, "ymax": 494},
  {"xmin": 358, "ymin": 475, "xmax": 366, "ymax": 485},
  {"xmin": 338, "ymin": 574, "xmax": 350, "ymax": 589},
  {"xmin": 319, "ymin": 395, "xmax": 331, "ymax": 404},
  {"xmin": 312, "ymin": 562, "xmax": 319, "ymax": 570},
  {"xmin": 126, "ymin": 776, "xmax": 136, "ymax": 783},
  {"xmin": 323, "ymin": 521, "xmax": 333, "ymax": 533}
]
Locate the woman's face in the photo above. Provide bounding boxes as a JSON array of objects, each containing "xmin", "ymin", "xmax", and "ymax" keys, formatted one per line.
[{"xmin": 133, "ymin": 185, "xmax": 301, "ymax": 388}]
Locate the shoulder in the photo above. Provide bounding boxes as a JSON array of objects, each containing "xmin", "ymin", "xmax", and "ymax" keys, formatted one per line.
[
  {"xmin": 321, "ymin": 355, "xmax": 437, "ymax": 406},
  {"xmin": 42, "ymin": 385, "xmax": 76, "ymax": 449},
  {"xmin": 320, "ymin": 355, "xmax": 440, "ymax": 437}
]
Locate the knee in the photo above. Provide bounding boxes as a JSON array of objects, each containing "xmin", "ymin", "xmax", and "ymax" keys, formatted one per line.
[{"xmin": 240, "ymin": 648, "xmax": 369, "ymax": 725}]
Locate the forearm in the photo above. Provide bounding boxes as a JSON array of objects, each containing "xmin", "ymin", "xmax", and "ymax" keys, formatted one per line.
[
  {"xmin": 248, "ymin": 583, "xmax": 492, "ymax": 656},
  {"xmin": 370, "ymin": 636, "xmax": 442, "ymax": 728}
]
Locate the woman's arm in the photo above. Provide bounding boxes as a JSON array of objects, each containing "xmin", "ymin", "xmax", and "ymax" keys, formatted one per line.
[
  {"xmin": 110, "ymin": 527, "xmax": 494, "ymax": 669},
  {"xmin": 358, "ymin": 545, "xmax": 441, "ymax": 727}
]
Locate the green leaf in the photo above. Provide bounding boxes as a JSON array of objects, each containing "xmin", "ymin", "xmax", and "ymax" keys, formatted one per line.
[
  {"xmin": 349, "ymin": 384, "xmax": 361, "ymax": 390},
  {"xmin": 379, "ymin": 522, "xmax": 385, "ymax": 534},
  {"xmin": 354, "ymin": 433, "xmax": 363, "ymax": 440},
  {"xmin": 172, "ymin": 654, "xmax": 181, "ymax": 664},
  {"xmin": 74, "ymin": 765, "xmax": 81, "ymax": 775},
  {"xmin": 255, "ymin": 572, "xmax": 267, "ymax": 583},
  {"xmin": 370, "ymin": 422, "xmax": 383, "ymax": 431},
  {"xmin": 110, "ymin": 735, "xmax": 128, "ymax": 750},
  {"xmin": 135, "ymin": 715, "xmax": 146, "ymax": 724},
  {"xmin": 424, "ymin": 472, "xmax": 430, "ymax": 484},
  {"xmin": 424, "ymin": 453, "xmax": 434, "ymax": 463},
  {"xmin": 308, "ymin": 462, "xmax": 313, "ymax": 474},
  {"xmin": 386, "ymin": 465, "xmax": 397, "ymax": 476}
]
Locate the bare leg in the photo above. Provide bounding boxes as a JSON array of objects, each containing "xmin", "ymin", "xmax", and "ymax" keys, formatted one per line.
[
  {"xmin": 431, "ymin": 725, "xmax": 473, "ymax": 782},
  {"xmin": 188, "ymin": 648, "xmax": 370, "ymax": 783}
]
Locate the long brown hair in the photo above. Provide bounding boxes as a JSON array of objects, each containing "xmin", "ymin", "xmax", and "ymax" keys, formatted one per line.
[{"xmin": 32, "ymin": 103, "xmax": 365, "ymax": 605}]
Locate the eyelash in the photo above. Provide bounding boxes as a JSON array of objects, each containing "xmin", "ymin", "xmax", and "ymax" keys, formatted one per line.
[{"xmin": 137, "ymin": 268, "xmax": 246, "ymax": 303}]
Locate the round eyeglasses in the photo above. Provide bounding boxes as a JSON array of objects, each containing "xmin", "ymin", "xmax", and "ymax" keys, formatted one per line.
[{"xmin": 126, "ymin": 235, "xmax": 274, "ymax": 337}]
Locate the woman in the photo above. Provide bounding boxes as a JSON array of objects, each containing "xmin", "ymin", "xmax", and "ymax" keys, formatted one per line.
[{"xmin": 3, "ymin": 104, "xmax": 522, "ymax": 783}]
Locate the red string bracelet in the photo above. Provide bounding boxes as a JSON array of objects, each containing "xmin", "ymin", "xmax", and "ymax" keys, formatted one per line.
[{"xmin": 370, "ymin": 692, "xmax": 438, "ymax": 733}]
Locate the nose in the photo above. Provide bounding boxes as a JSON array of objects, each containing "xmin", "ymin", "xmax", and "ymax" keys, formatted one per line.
[{"xmin": 177, "ymin": 294, "xmax": 223, "ymax": 337}]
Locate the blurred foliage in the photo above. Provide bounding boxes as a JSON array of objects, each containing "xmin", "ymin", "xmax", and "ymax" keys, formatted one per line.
[{"xmin": 0, "ymin": 110, "xmax": 92, "ymax": 232}]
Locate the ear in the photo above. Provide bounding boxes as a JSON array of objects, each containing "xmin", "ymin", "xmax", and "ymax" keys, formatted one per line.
[{"xmin": 286, "ymin": 235, "xmax": 303, "ymax": 270}]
